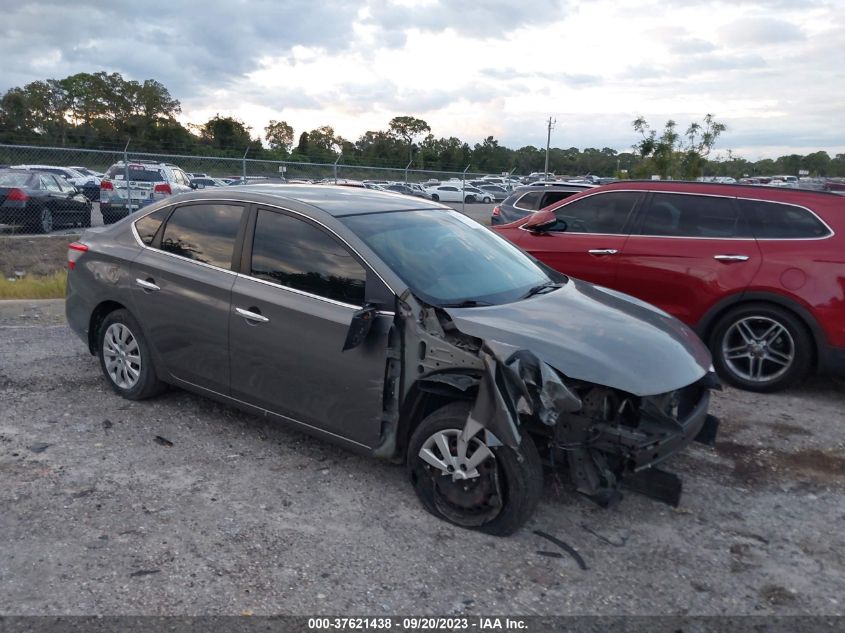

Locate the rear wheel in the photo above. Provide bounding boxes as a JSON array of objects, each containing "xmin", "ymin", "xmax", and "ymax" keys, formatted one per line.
[
  {"xmin": 465, "ymin": 195, "xmax": 476, "ymax": 203},
  {"xmin": 31, "ymin": 207, "xmax": 53, "ymax": 234},
  {"xmin": 98, "ymin": 309, "xmax": 166, "ymax": 400},
  {"xmin": 408, "ymin": 402, "xmax": 543, "ymax": 536},
  {"xmin": 710, "ymin": 303, "xmax": 812, "ymax": 392}
]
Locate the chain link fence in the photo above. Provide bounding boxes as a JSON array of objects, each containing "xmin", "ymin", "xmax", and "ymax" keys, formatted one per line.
[{"xmin": 0, "ymin": 143, "xmax": 495, "ymax": 234}]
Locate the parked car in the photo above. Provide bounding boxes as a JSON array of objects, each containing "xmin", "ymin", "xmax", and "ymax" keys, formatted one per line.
[
  {"xmin": 66, "ymin": 185, "xmax": 719, "ymax": 535},
  {"xmin": 493, "ymin": 181, "xmax": 845, "ymax": 391},
  {"xmin": 12, "ymin": 164, "xmax": 101, "ymax": 201},
  {"xmin": 189, "ymin": 177, "xmax": 229, "ymax": 188},
  {"xmin": 100, "ymin": 161, "xmax": 193, "ymax": 224},
  {"xmin": 478, "ymin": 184, "xmax": 509, "ymax": 201},
  {"xmin": 0, "ymin": 169, "xmax": 92, "ymax": 233},
  {"xmin": 405, "ymin": 183, "xmax": 432, "ymax": 198},
  {"xmin": 425, "ymin": 183, "xmax": 491, "ymax": 203},
  {"xmin": 491, "ymin": 183, "xmax": 596, "ymax": 225},
  {"xmin": 384, "ymin": 183, "xmax": 415, "ymax": 196},
  {"xmin": 70, "ymin": 166, "xmax": 105, "ymax": 179}
]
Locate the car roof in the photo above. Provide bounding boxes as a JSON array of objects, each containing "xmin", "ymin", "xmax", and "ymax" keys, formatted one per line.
[
  {"xmin": 595, "ymin": 179, "xmax": 845, "ymax": 201},
  {"xmin": 179, "ymin": 184, "xmax": 449, "ymax": 217}
]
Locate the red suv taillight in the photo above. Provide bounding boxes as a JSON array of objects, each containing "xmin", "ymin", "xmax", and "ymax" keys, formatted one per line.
[
  {"xmin": 100, "ymin": 180, "xmax": 113, "ymax": 191},
  {"xmin": 7, "ymin": 188, "xmax": 28, "ymax": 202},
  {"xmin": 492, "ymin": 205, "xmax": 500, "ymax": 216},
  {"xmin": 67, "ymin": 242, "xmax": 88, "ymax": 270},
  {"xmin": 154, "ymin": 183, "xmax": 172, "ymax": 195}
]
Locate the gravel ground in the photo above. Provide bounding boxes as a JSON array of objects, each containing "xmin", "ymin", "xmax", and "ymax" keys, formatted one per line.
[{"xmin": 0, "ymin": 312, "xmax": 843, "ymax": 616}]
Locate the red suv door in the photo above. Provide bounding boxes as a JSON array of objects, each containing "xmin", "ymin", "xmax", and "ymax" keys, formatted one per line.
[
  {"xmin": 508, "ymin": 190, "xmax": 644, "ymax": 288},
  {"xmin": 613, "ymin": 192, "xmax": 762, "ymax": 327}
]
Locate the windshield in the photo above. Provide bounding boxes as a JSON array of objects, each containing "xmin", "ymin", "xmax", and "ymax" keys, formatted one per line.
[{"xmin": 342, "ymin": 209, "xmax": 555, "ymax": 306}]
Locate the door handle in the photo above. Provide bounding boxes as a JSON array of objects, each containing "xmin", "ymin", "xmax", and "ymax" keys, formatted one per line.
[
  {"xmin": 235, "ymin": 307, "xmax": 270, "ymax": 323},
  {"xmin": 135, "ymin": 278, "xmax": 160, "ymax": 291},
  {"xmin": 713, "ymin": 254, "xmax": 749, "ymax": 262},
  {"xmin": 588, "ymin": 249, "xmax": 618, "ymax": 256}
]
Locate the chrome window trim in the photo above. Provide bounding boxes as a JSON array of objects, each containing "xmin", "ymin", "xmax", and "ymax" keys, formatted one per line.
[
  {"xmin": 515, "ymin": 188, "xmax": 835, "ymax": 241},
  {"xmin": 235, "ymin": 272, "xmax": 394, "ymax": 316},
  {"xmin": 513, "ymin": 191, "xmax": 541, "ymax": 211},
  {"xmin": 130, "ymin": 197, "xmax": 400, "ymax": 295}
]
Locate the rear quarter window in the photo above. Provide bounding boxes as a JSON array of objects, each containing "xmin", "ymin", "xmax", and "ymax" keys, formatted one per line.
[
  {"xmin": 134, "ymin": 208, "xmax": 171, "ymax": 246},
  {"xmin": 739, "ymin": 199, "xmax": 831, "ymax": 239}
]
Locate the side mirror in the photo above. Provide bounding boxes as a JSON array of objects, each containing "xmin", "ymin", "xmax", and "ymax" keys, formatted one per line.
[
  {"xmin": 528, "ymin": 217, "xmax": 563, "ymax": 233},
  {"xmin": 190, "ymin": 181, "xmax": 199, "ymax": 189},
  {"xmin": 342, "ymin": 303, "xmax": 378, "ymax": 351}
]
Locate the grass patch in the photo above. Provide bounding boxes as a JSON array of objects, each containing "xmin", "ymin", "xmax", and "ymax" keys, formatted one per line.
[{"xmin": 0, "ymin": 270, "xmax": 67, "ymax": 299}]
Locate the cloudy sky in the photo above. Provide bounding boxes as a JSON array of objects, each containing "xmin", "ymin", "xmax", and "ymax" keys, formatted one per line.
[{"xmin": 1, "ymin": 0, "xmax": 843, "ymax": 159}]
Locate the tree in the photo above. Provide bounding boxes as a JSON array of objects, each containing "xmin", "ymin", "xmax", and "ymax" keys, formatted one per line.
[
  {"xmin": 264, "ymin": 120, "xmax": 294, "ymax": 153},
  {"xmin": 633, "ymin": 114, "xmax": 725, "ymax": 179},
  {"xmin": 388, "ymin": 115, "xmax": 431, "ymax": 163},
  {"xmin": 198, "ymin": 114, "xmax": 258, "ymax": 151}
]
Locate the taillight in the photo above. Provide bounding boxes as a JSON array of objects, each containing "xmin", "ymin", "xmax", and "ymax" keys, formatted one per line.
[
  {"xmin": 154, "ymin": 183, "xmax": 172, "ymax": 195},
  {"xmin": 492, "ymin": 205, "xmax": 500, "ymax": 216},
  {"xmin": 7, "ymin": 188, "xmax": 28, "ymax": 202},
  {"xmin": 100, "ymin": 180, "xmax": 113, "ymax": 190},
  {"xmin": 67, "ymin": 242, "xmax": 88, "ymax": 270}
]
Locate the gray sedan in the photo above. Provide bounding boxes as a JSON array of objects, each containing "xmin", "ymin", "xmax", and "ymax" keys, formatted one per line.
[{"xmin": 66, "ymin": 185, "xmax": 719, "ymax": 535}]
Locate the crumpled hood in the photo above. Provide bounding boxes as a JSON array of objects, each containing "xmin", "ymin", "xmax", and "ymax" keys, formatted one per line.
[{"xmin": 444, "ymin": 278, "xmax": 712, "ymax": 396}]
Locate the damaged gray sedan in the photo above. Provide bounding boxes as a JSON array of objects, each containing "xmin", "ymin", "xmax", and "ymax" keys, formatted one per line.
[{"xmin": 66, "ymin": 185, "xmax": 719, "ymax": 535}]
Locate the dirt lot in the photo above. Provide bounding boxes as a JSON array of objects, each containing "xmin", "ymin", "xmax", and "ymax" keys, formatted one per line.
[{"xmin": 0, "ymin": 308, "xmax": 843, "ymax": 616}]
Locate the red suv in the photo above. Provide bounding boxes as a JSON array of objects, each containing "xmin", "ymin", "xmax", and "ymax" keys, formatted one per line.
[{"xmin": 493, "ymin": 181, "xmax": 845, "ymax": 392}]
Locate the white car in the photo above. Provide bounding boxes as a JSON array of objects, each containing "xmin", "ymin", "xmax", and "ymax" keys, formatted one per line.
[{"xmin": 425, "ymin": 183, "xmax": 493, "ymax": 203}]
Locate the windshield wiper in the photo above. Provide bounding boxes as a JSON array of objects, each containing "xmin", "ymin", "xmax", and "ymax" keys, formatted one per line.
[
  {"xmin": 440, "ymin": 299, "xmax": 493, "ymax": 308},
  {"xmin": 521, "ymin": 281, "xmax": 562, "ymax": 300}
]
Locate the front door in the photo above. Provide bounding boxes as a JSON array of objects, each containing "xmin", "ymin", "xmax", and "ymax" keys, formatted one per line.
[
  {"xmin": 229, "ymin": 207, "xmax": 391, "ymax": 448},
  {"xmin": 516, "ymin": 190, "xmax": 643, "ymax": 288}
]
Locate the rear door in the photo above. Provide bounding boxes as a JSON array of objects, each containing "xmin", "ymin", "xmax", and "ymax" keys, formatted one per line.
[
  {"xmin": 515, "ymin": 190, "xmax": 643, "ymax": 288},
  {"xmin": 130, "ymin": 202, "xmax": 247, "ymax": 394},
  {"xmin": 613, "ymin": 192, "xmax": 762, "ymax": 327},
  {"xmin": 229, "ymin": 207, "xmax": 392, "ymax": 448}
]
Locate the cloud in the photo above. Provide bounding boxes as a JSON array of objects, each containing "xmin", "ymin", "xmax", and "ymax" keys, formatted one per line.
[{"xmin": 719, "ymin": 17, "xmax": 805, "ymax": 46}]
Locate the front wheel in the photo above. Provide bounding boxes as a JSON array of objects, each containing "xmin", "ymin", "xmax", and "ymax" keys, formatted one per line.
[
  {"xmin": 430, "ymin": 193, "xmax": 439, "ymax": 201},
  {"xmin": 710, "ymin": 303, "xmax": 812, "ymax": 392},
  {"xmin": 483, "ymin": 196, "xmax": 492, "ymax": 203},
  {"xmin": 98, "ymin": 309, "xmax": 166, "ymax": 400},
  {"xmin": 408, "ymin": 402, "xmax": 543, "ymax": 536}
]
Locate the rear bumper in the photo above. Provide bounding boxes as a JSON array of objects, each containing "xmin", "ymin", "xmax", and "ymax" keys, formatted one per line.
[{"xmin": 0, "ymin": 202, "xmax": 31, "ymax": 225}]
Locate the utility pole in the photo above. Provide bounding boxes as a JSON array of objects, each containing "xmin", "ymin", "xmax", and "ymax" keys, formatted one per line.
[{"xmin": 544, "ymin": 117, "xmax": 555, "ymax": 180}]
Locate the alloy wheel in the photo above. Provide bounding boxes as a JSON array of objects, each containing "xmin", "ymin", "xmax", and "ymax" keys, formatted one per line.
[{"xmin": 721, "ymin": 316, "xmax": 795, "ymax": 383}]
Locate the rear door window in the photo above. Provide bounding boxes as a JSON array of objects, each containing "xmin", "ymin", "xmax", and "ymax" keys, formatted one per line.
[
  {"xmin": 639, "ymin": 193, "xmax": 750, "ymax": 238},
  {"xmin": 159, "ymin": 203, "xmax": 244, "ymax": 269},
  {"xmin": 738, "ymin": 199, "xmax": 831, "ymax": 238},
  {"xmin": 552, "ymin": 191, "xmax": 642, "ymax": 234},
  {"xmin": 249, "ymin": 209, "xmax": 366, "ymax": 306}
]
